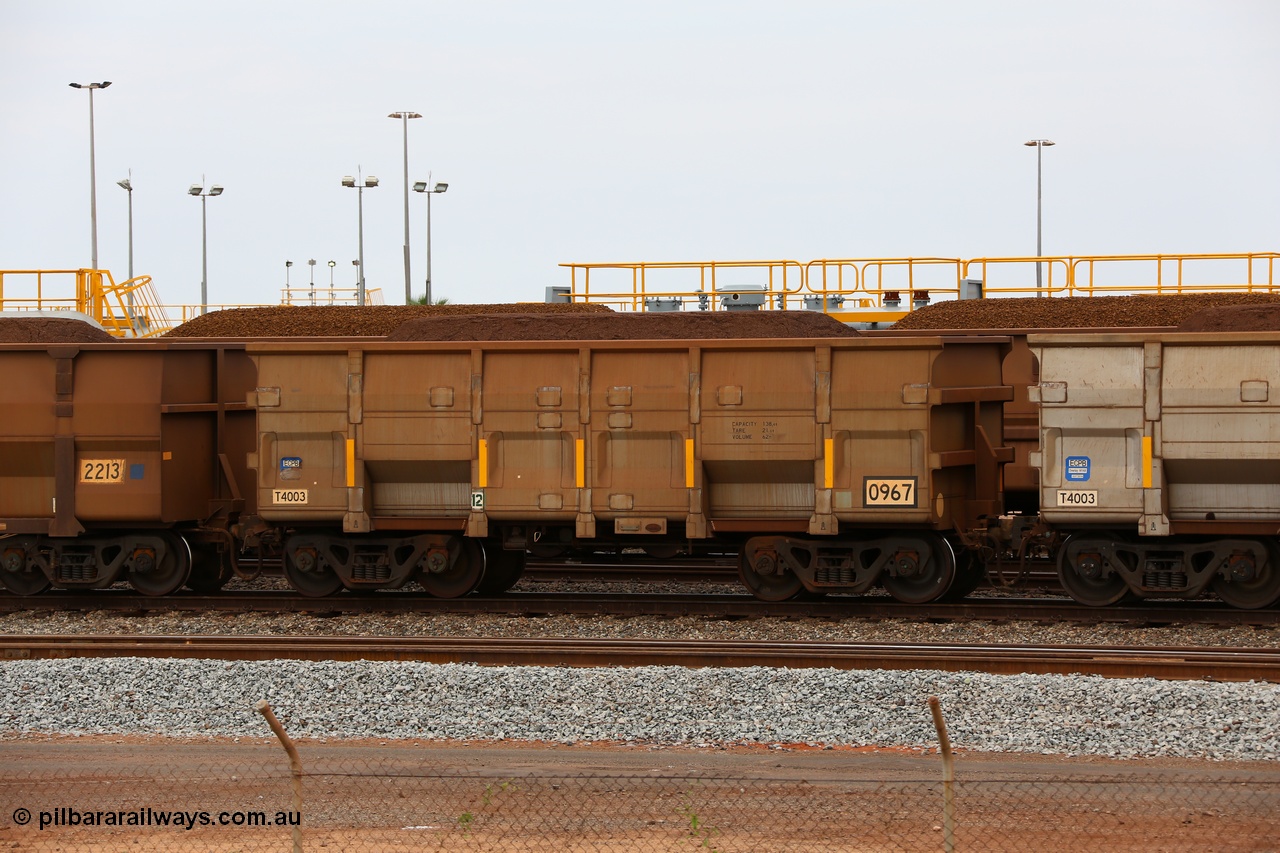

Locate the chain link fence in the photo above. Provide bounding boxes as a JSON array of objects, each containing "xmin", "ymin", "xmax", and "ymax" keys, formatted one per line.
[{"xmin": 1, "ymin": 703, "xmax": 1278, "ymax": 850}]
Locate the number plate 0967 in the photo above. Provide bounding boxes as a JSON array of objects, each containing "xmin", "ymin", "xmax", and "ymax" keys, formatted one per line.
[{"xmin": 863, "ymin": 478, "xmax": 917, "ymax": 507}]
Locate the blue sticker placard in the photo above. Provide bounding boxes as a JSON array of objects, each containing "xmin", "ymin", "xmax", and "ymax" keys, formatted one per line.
[
  {"xmin": 280, "ymin": 456, "xmax": 302, "ymax": 471},
  {"xmin": 129, "ymin": 463, "xmax": 145, "ymax": 480},
  {"xmin": 1065, "ymin": 456, "xmax": 1091, "ymax": 482}
]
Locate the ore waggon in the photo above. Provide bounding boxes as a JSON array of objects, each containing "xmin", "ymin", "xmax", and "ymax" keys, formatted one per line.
[
  {"xmin": 248, "ymin": 334, "xmax": 1009, "ymax": 602},
  {"xmin": 0, "ymin": 338, "xmax": 257, "ymax": 596},
  {"xmin": 0, "ymin": 331, "xmax": 1010, "ymax": 603},
  {"xmin": 1, "ymin": 319, "xmax": 1278, "ymax": 610},
  {"xmin": 1024, "ymin": 330, "xmax": 1280, "ymax": 610}
]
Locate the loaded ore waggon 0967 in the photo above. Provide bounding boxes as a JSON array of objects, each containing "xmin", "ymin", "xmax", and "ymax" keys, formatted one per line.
[
  {"xmin": 0, "ymin": 313, "xmax": 1278, "ymax": 610},
  {"xmin": 248, "ymin": 334, "xmax": 1008, "ymax": 601}
]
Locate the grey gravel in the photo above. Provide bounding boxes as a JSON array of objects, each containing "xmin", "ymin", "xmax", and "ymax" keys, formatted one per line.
[
  {"xmin": 2, "ymin": 605, "xmax": 1277, "ymax": 649},
  {"xmin": 4, "ymin": 577, "xmax": 1278, "ymax": 761},
  {"xmin": 2, "ymin": 657, "xmax": 1278, "ymax": 762}
]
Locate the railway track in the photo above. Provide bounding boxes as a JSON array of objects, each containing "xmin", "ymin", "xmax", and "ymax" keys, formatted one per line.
[
  {"xmin": 525, "ymin": 557, "xmax": 1060, "ymax": 587},
  {"xmin": 2, "ymin": 633, "xmax": 1276, "ymax": 682},
  {"xmin": 110, "ymin": 553, "xmax": 1057, "ymax": 589},
  {"xmin": 1, "ymin": 588, "xmax": 1275, "ymax": 626}
]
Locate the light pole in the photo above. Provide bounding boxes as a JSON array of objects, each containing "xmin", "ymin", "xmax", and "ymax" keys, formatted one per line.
[
  {"xmin": 342, "ymin": 171, "xmax": 379, "ymax": 305},
  {"xmin": 327, "ymin": 259, "xmax": 336, "ymax": 301},
  {"xmin": 69, "ymin": 81, "xmax": 112, "ymax": 271},
  {"xmin": 188, "ymin": 182, "xmax": 224, "ymax": 315},
  {"xmin": 1024, "ymin": 139, "xmax": 1055, "ymax": 295},
  {"xmin": 412, "ymin": 178, "xmax": 448, "ymax": 305},
  {"xmin": 116, "ymin": 173, "xmax": 134, "ymax": 280},
  {"xmin": 285, "ymin": 260, "xmax": 293, "ymax": 304},
  {"xmin": 116, "ymin": 174, "xmax": 135, "ymax": 325},
  {"xmin": 308, "ymin": 259, "xmax": 317, "ymax": 305},
  {"xmin": 388, "ymin": 110, "xmax": 422, "ymax": 304}
]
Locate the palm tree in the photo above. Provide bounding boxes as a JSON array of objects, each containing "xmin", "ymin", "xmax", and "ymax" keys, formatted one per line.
[{"xmin": 412, "ymin": 295, "xmax": 449, "ymax": 305}]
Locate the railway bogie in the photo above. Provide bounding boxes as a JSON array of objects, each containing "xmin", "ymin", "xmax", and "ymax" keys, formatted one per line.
[
  {"xmin": 1, "ymin": 530, "xmax": 196, "ymax": 596},
  {"xmin": 739, "ymin": 531, "xmax": 958, "ymax": 603}
]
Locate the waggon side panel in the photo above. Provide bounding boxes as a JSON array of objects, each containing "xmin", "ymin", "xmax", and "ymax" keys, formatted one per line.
[
  {"xmin": 362, "ymin": 351, "xmax": 473, "ymax": 518},
  {"xmin": 0, "ymin": 351, "xmax": 57, "ymax": 521},
  {"xmin": 588, "ymin": 349, "xmax": 691, "ymax": 521}
]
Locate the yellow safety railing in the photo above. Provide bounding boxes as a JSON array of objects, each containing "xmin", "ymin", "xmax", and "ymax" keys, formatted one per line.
[
  {"xmin": 962, "ymin": 252, "xmax": 1280, "ymax": 297},
  {"xmin": 561, "ymin": 260, "xmax": 806, "ymax": 313},
  {"xmin": 279, "ymin": 286, "xmax": 386, "ymax": 306},
  {"xmin": 0, "ymin": 269, "xmax": 175, "ymax": 337},
  {"xmin": 1, "ymin": 269, "xmax": 393, "ymax": 336},
  {"xmin": 804, "ymin": 257, "xmax": 969, "ymax": 321},
  {"xmin": 562, "ymin": 252, "xmax": 1280, "ymax": 319},
  {"xmin": 0, "ymin": 269, "xmax": 83, "ymax": 312}
]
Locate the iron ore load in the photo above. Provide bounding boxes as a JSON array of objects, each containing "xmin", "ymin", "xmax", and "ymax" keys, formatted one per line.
[{"xmin": 1, "ymin": 298, "xmax": 1279, "ymax": 609}]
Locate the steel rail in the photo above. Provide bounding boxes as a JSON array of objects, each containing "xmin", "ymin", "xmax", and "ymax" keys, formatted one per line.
[
  {"xmin": 0, "ymin": 589, "xmax": 1274, "ymax": 626},
  {"xmin": 2, "ymin": 634, "xmax": 1276, "ymax": 682},
  {"xmin": 150, "ymin": 554, "xmax": 1056, "ymax": 587}
]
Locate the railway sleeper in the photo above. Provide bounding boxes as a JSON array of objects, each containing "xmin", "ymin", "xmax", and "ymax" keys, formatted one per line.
[
  {"xmin": 1058, "ymin": 535, "xmax": 1280, "ymax": 610},
  {"xmin": 739, "ymin": 532, "xmax": 957, "ymax": 604}
]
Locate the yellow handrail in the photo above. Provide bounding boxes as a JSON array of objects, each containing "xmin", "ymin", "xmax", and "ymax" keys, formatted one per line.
[
  {"xmin": 0, "ymin": 269, "xmax": 390, "ymax": 336},
  {"xmin": 562, "ymin": 259, "xmax": 806, "ymax": 312},
  {"xmin": 562, "ymin": 252, "xmax": 1280, "ymax": 317},
  {"xmin": 279, "ymin": 286, "xmax": 386, "ymax": 306},
  {"xmin": 0, "ymin": 269, "xmax": 175, "ymax": 337}
]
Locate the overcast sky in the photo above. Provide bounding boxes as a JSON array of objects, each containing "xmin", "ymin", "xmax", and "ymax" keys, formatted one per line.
[{"xmin": 2, "ymin": 1, "xmax": 1277, "ymax": 312}]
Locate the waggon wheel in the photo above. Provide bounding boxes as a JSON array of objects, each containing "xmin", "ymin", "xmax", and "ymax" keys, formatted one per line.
[
  {"xmin": 128, "ymin": 533, "xmax": 192, "ymax": 597},
  {"xmin": 1057, "ymin": 533, "xmax": 1131, "ymax": 607},
  {"xmin": 939, "ymin": 548, "xmax": 985, "ymax": 602},
  {"xmin": 185, "ymin": 546, "xmax": 233, "ymax": 593},
  {"xmin": 0, "ymin": 537, "xmax": 52, "ymax": 596},
  {"xmin": 284, "ymin": 542, "xmax": 343, "ymax": 597},
  {"xmin": 476, "ymin": 542, "xmax": 526, "ymax": 595},
  {"xmin": 421, "ymin": 538, "xmax": 485, "ymax": 598},
  {"xmin": 738, "ymin": 542, "xmax": 805, "ymax": 602},
  {"xmin": 1211, "ymin": 541, "xmax": 1280, "ymax": 610},
  {"xmin": 881, "ymin": 534, "xmax": 956, "ymax": 604}
]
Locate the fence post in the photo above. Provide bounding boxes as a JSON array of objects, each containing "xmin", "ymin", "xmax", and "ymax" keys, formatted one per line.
[
  {"xmin": 928, "ymin": 696, "xmax": 956, "ymax": 853},
  {"xmin": 256, "ymin": 699, "xmax": 304, "ymax": 853}
]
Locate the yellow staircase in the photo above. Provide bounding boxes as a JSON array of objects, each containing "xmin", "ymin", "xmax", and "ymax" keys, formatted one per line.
[{"xmin": 0, "ymin": 269, "xmax": 175, "ymax": 337}]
